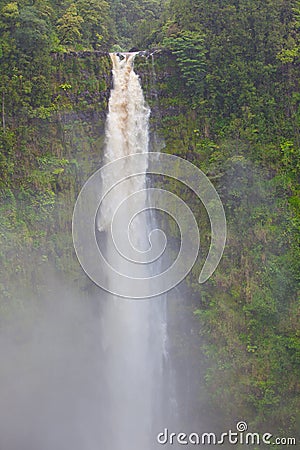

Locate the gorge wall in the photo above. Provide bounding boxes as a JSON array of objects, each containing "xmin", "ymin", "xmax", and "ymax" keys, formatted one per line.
[{"xmin": 0, "ymin": 50, "xmax": 299, "ymax": 444}]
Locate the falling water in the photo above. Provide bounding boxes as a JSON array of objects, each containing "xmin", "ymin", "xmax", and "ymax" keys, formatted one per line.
[{"xmin": 97, "ymin": 52, "xmax": 168, "ymax": 450}]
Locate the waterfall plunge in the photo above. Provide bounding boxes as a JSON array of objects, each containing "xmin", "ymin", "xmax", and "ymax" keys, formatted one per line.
[{"xmin": 97, "ymin": 52, "xmax": 168, "ymax": 450}]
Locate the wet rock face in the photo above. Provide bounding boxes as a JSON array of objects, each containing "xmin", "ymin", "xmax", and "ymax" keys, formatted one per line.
[
  {"xmin": 138, "ymin": 48, "xmax": 170, "ymax": 58},
  {"xmin": 51, "ymin": 50, "xmax": 110, "ymax": 60}
]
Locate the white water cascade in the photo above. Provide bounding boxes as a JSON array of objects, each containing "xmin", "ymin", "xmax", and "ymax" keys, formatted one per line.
[{"xmin": 97, "ymin": 52, "xmax": 169, "ymax": 450}]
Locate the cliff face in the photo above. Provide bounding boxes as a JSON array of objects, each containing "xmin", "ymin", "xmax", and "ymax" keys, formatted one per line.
[
  {"xmin": 0, "ymin": 51, "xmax": 299, "ymax": 440},
  {"xmin": 137, "ymin": 52, "xmax": 300, "ymax": 438},
  {"xmin": 0, "ymin": 52, "xmax": 112, "ymax": 304}
]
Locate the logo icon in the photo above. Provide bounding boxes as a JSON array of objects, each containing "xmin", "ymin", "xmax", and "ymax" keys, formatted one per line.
[{"xmin": 72, "ymin": 152, "xmax": 227, "ymax": 298}]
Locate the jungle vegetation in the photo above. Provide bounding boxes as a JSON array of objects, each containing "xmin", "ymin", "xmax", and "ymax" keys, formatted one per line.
[{"xmin": 0, "ymin": 0, "xmax": 299, "ymax": 443}]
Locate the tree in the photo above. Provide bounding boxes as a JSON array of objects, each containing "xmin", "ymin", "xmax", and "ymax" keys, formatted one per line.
[
  {"xmin": 57, "ymin": 4, "xmax": 83, "ymax": 47},
  {"xmin": 77, "ymin": 0, "xmax": 113, "ymax": 49},
  {"xmin": 110, "ymin": 0, "xmax": 163, "ymax": 49},
  {"xmin": 162, "ymin": 30, "xmax": 207, "ymax": 97},
  {"xmin": 15, "ymin": 6, "xmax": 51, "ymax": 56}
]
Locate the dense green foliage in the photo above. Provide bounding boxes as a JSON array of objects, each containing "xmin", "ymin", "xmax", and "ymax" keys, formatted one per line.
[
  {"xmin": 0, "ymin": 0, "xmax": 299, "ymax": 444},
  {"xmin": 0, "ymin": 45, "xmax": 111, "ymax": 309},
  {"xmin": 136, "ymin": 0, "xmax": 300, "ymax": 440},
  {"xmin": 110, "ymin": 0, "xmax": 164, "ymax": 50}
]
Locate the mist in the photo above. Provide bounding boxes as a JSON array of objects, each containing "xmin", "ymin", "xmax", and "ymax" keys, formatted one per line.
[{"xmin": 0, "ymin": 276, "xmax": 115, "ymax": 450}]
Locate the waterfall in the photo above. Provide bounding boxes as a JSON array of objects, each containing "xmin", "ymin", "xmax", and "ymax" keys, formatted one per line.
[
  {"xmin": 97, "ymin": 52, "xmax": 168, "ymax": 450},
  {"xmin": 71, "ymin": 51, "xmax": 226, "ymax": 449},
  {"xmin": 97, "ymin": 52, "xmax": 149, "ymax": 233}
]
